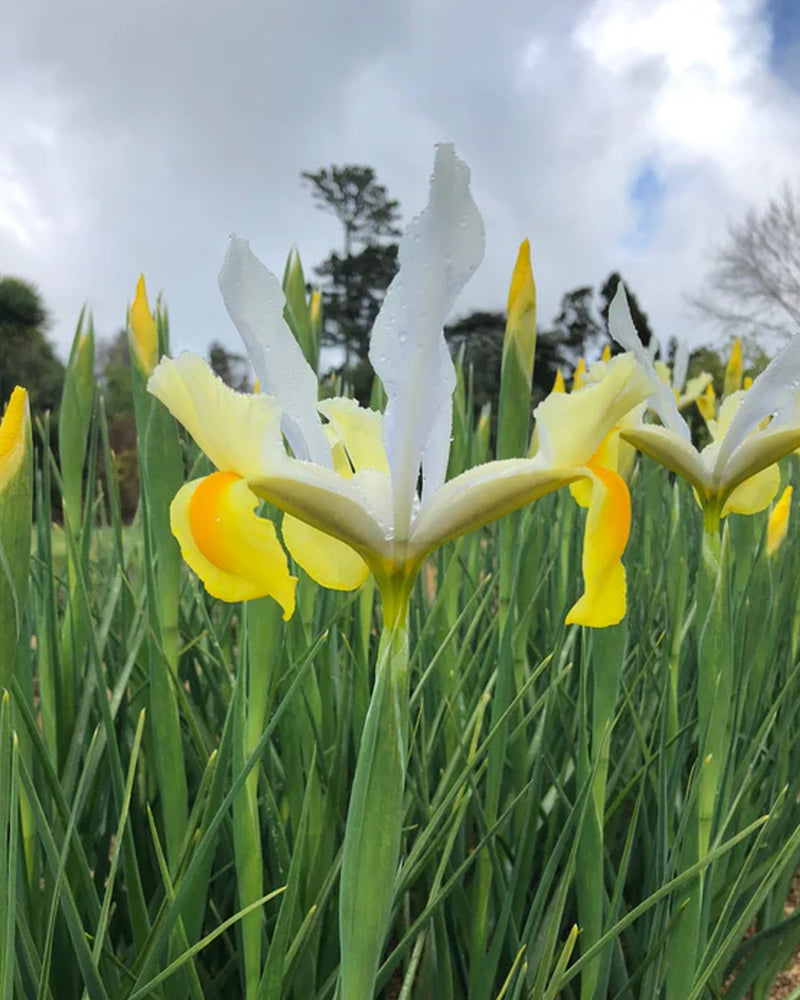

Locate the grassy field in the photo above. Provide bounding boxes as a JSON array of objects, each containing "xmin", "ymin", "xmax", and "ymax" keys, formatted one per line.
[{"xmin": 2, "ymin": 237, "xmax": 800, "ymax": 999}]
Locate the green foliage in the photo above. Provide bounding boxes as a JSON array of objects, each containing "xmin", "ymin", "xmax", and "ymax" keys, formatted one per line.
[
  {"xmin": 546, "ymin": 285, "xmax": 603, "ymax": 364},
  {"xmin": 3, "ymin": 263, "xmax": 799, "ymax": 1000},
  {"xmin": 209, "ymin": 340, "xmax": 253, "ymax": 391},
  {"xmin": 536, "ymin": 275, "xmax": 654, "ymax": 379},
  {"xmin": 1, "ymin": 328, "xmax": 798, "ymax": 1000},
  {"xmin": 303, "ymin": 164, "xmax": 401, "ymax": 379},
  {"xmin": 0, "ymin": 276, "xmax": 64, "ymax": 413},
  {"xmin": 445, "ymin": 311, "xmax": 506, "ymax": 419},
  {"xmin": 96, "ymin": 330, "xmax": 139, "ymax": 520},
  {"xmin": 315, "ymin": 243, "xmax": 399, "ymax": 365},
  {"xmin": 301, "ymin": 165, "xmax": 401, "ymax": 250}
]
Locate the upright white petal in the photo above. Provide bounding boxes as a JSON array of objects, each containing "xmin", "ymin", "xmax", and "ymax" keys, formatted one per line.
[
  {"xmin": 369, "ymin": 144, "xmax": 485, "ymax": 539},
  {"xmin": 714, "ymin": 331, "xmax": 800, "ymax": 477},
  {"xmin": 609, "ymin": 284, "xmax": 691, "ymax": 441},
  {"xmin": 219, "ymin": 236, "xmax": 331, "ymax": 467},
  {"xmin": 672, "ymin": 339, "xmax": 689, "ymax": 393}
]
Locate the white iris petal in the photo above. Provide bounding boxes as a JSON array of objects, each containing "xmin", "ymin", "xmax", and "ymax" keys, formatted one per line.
[
  {"xmin": 219, "ymin": 236, "xmax": 332, "ymax": 467},
  {"xmin": 369, "ymin": 144, "xmax": 485, "ymax": 540}
]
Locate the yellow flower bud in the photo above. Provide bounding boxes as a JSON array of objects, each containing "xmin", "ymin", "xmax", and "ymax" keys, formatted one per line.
[
  {"xmin": 724, "ymin": 337, "xmax": 743, "ymax": 397},
  {"xmin": 573, "ymin": 357, "xmax": 587, "ymax": 390},
  {"xmin": 130, "ymin": 275, "xmax": 159, "ymax": 375},
  {"xmin": 0, "ymin": 386, "xmax": 28, "ymax": 490},
  {"xmin": 767, "ymin": 485, "xmax": 792, "ymax": 556},
  {"xmin": 504, "ymin": 239, "xmax": 536, "ymax": 380}
]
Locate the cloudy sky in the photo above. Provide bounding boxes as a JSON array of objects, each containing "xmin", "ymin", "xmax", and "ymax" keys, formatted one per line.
[{"xmin": 2, "ymin": 0, "xmax": 799, "ymax": 364}]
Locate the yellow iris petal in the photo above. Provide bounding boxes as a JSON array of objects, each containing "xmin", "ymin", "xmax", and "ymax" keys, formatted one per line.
[
  {"xmin": 721, "ymin": 462, "xmax": 780, "ymax": 517},
  {"xmin": 697, "ymin": 384, "xmax": 716, "ymax": 424},
  {"xmin": 565, "ymin": 464, "xmax": 630, "ymax": 628},
  {"xmin": 319, "ymin": 397, "xmax": 389, "ymax": 474},
  {"xmin": 282, "ymin": 513, "xmax": 369, "ymax": 590},
  {"xmin": 171, "ymin": 471, "xmax": 297, "ymax": 617},
  {"xmin": 654, "ymin": 360, "xmax": 671, "ymax": 386},
  {"xmin": 767, "ymin": 485, "xmax": 792, "ymax": 556},
  {"xmin": 570, "ymin": 432, "xmax": 620, "ymax": 508},
  {"xmin": 536, "ymin": 354, "xmax": 650, "ymax": 469},
  {"xmin": 677, "ymin": 372, "xmax": 712, "ymax": 410}
]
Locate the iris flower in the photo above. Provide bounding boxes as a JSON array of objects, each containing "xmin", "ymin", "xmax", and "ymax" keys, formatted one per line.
[
  {"xmin": 148, "ymin": 146, "xmax": 650, "ymax": 628},
  {"xmin": 609, "ymin": 285, "xmax": 800, "ymax": 531}
]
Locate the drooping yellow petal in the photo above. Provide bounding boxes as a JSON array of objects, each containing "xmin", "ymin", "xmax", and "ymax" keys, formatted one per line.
[
  {"xmin": 565, "ymin": 464, "xmax": 630, "ymax": 628},
  {"xmin": 573, "ymin": 357, "xmax": 587, "ymax": 390},
  {"xmin": 282, "ymin": 513, "xmax": 369, "ymax": 590},
  {"xmin": 724, "ymin": 337, "xmax": 743, "ymax": 397},
  {"xmin": 721, "ymin": 463, "xmax": 780, "ymax": 516},
  {"xmin": 570, "ymin": 431, "xmax": 620, "ymax": 508},
  {"xmin": 570, "ymin": 478, "xmax": 593, "ymax": 508},
  {"xmin": 0, "ymin": 387, "xmax": 28, "ymax": 490},
  {"xmin": 130, "ymin": 276, "xmax": 159, "ymax": 375},
  {"xmin": 767, "ymin": 485, "xmax": 792, "ymax": 555},
  {"xmin": 171, "ymin": 471, "xmax": 297, "ymax": 617},
  {"xmin": 552, "ymin": 369, "xmax": 566, "ymax": 394}
]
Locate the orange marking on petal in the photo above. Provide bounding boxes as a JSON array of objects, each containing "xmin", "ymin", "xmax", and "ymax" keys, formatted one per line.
[
  {"xmin": 189, "ymin": 470, "xmax": 244, "ymax": 571},
  {"xmin": 587, "ymin": 461, "xmax": 631, "ymax": 561}
]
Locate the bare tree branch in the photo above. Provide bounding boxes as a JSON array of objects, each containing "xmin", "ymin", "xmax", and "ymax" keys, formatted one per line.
[{"xmin": 692, "ymin": 180, "xmax": 800, "ymax": 341}]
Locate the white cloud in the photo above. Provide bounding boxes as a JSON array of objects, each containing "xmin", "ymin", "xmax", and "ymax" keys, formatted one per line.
[{"xmin": 0, "ymin": 0, "xmax": 797, "ymax": 365}]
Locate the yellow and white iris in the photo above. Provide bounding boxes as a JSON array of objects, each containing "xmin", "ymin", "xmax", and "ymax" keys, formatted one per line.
[
  {"xmin": 149, "ymin": 146, "xmax": 651, "ymax": 627},
  {"xmin": 609, "ymin": 285, "xmax": 800, "ymax": 530}
]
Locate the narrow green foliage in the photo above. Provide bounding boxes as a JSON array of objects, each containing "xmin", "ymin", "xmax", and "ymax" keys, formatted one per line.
[
  {"xmin": 3, "ymin": 306, "xmax": 800, "ymax": 1000},
  {"xmin": 282, "ymin": 248, "xmax": 321, "ymax": 374}
]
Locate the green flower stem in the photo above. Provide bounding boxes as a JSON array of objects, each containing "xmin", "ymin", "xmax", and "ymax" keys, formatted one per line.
[
  {"xmin": 696, "ymin": 527, "xmax": 731, "ymax": 859},
  {"xmin": 339, "ymin": 620, "xmax": 409, "ymax": 1000}
]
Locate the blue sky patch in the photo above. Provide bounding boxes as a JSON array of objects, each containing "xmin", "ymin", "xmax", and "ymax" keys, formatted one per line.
[
  {"xmin": 628, "ymin": 163, "xmax": 665, "ymax": 248},
  {"xmin": 768, "ymin": 0, "xmax": 800, "ymax": 86}
]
